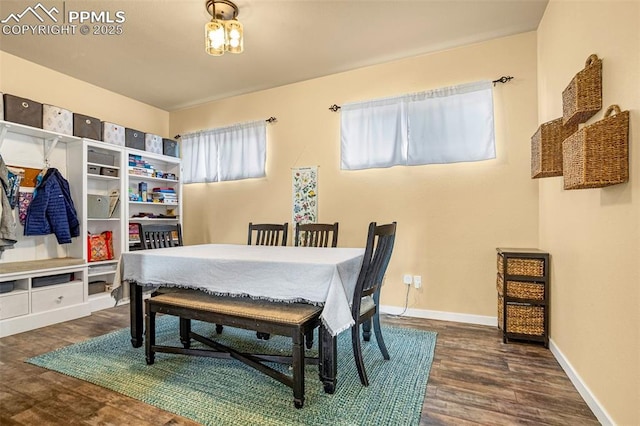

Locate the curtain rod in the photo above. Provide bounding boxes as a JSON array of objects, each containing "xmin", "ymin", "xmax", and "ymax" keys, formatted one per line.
[
  {"xmin": 328, "ymin": 76, "xmax": 514, "ymax": 112},
  {"xmin": 174, "ymin": 116, "xmax": 277, "ymax": 139}
]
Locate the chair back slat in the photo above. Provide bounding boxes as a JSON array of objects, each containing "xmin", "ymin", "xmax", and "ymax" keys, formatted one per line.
[
  {"xmin": 294, "ymin": 222, "xmax": 339, "ymax": 247},
  {"xmin": 248, "ymin": 223, "xmax": 288, "ymax": 246},
  {"xmin": 351, "ymin": 222, "xmax": 397, "ymax": 319},
  {"xmin": 139, "ymin": 223, "xmax": 183, "ymax": 250}
]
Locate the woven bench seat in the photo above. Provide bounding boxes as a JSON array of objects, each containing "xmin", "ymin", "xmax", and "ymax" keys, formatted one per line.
[
  {"xmin": 151, "ymin": 291, "xmax": 321, "ymax": 324},
  {"xmin": 145, "ymin": 290, "xmax": 323, "ymax": 409}
]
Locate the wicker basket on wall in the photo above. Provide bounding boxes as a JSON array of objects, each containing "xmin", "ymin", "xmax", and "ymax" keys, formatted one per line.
[
  {"xmin": 531, "ymin": 118, "xmax": 578, "ymax": 178},
  {"xmin": 562, "ymin": 54, "xmax": 602, "ymax": 127},
  {"xmin": 562, "ymin": 104, "xmax": 629, "ymax": 190}
]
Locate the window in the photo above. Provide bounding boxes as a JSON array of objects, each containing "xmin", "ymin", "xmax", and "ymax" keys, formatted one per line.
[
  {"xmin": 181, "ymin": 120, "xmax": 266, "ymax": 183},
  {"xmin": 340, "ymin": 80, "xmax": 495, "ymax": 170}
]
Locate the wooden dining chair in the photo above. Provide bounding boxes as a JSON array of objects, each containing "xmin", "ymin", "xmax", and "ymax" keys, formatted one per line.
[
  {"xmin": 138, "ymin": 223, "xmax": 184, "ymax": 302},
  {"xmin": 248, "ymin": 222, "xmax": 288, "ymax": 246},
  {"xmin": 293, "ymin": 222, "xmax": 339, "ymax": 348},
  {"xmin": 139, "ymin": 223, "xmax": 183, "ymax": 249},
  {"xmin": 294, "ymin": 222, "xmax": 339, "ymax": 247},
  {"xmin": 351, "ymin": 221, "xmax": 397, "ymax": 386},
  {"xmin": 224, "ymin": 222, "xmax": 288, "ymax": 339}
]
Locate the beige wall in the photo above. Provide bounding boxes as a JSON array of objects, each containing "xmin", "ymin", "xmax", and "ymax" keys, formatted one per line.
[
  {"xmin": 537, "ymin": 1, "xmax": 639, "ymax": 424},
  {"xmin": 171, "ymin": 32, "xmax": 539, "ymax": 318},
  {"xmin": 0, "ymin": 52, "xmax": 169, "ymax": 136}
]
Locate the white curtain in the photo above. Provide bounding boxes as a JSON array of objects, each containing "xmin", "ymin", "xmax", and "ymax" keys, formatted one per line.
[
  {"xmin": 407, "ymin": 81, "xmax": 495, "ymax": 165},
  {"xmin": 340, "ymin": 96, "xmax": 407, "ymax": 170},
  {"xmin": 340, "ymin": 80, "xmax": 495, "ymax": 170},
  {"xmin": 181, "ymin": 120, "xmax": 266, "ymax": 183}
]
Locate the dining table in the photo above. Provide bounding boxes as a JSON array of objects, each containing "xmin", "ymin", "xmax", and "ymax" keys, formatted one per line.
[{"xmin": 113, "ymin": 243, "xmax": 365, "ymax": 392}]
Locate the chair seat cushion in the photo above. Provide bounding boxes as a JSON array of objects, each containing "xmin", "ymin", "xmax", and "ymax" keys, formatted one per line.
[
  {"xmin": 360, "ymin": 295, "xmax": 375, "ymax": 315},
  {"xmin": 151, "ymin": 290, "xmax": 322, "ymax": 325}
]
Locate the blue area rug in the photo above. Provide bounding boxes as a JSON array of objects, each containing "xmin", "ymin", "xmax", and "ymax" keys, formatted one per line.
[{"xmin": 27, "ymin": 316, "xmax": 436, "ymax": 426}]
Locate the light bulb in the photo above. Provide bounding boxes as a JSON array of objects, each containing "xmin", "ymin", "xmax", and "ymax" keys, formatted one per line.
[
  {"xmin": 205, "ymin": 20, "xmax": 225, "ymax": 55},
  {"xmin": 224, "ymin": 19, "xmax": 243, "ymax": 54}
]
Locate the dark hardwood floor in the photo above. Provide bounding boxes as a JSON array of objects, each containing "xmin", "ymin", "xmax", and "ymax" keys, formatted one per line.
[{"xmin": 0, "ymin": 305, "xmax": 598, "ymax": 425}]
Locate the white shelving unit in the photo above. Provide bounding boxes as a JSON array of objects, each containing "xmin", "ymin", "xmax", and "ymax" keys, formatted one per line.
[
  {"xmin": 126, "ymin": 148, "xmax": 182, "ymax": 251},
  {"xmin": 0, "ymin": 120, "xmax": 182, "ymax": 336},
  {"xmin": 68, "ymin": 139, "xmax": 126, "ymax": 311}
]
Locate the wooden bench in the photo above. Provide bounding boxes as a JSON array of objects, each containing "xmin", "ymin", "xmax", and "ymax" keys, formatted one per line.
[{"xmin": 145, "ymin": 290, "xmax": 325, "ymax": 408}]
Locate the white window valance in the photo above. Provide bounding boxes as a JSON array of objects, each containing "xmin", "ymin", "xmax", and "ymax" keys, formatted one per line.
[
  {"xmin": 181, "ymin": 120, "xmax": 266, "ymax": 183},
  {"xmin": 340, "ymin": 80, "xmax": 495, "ymax": 170}
]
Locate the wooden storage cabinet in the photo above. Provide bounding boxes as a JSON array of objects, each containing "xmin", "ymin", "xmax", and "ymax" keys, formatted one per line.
[{"xmin": 496, "ymin": 248, "xmax": 550, "ymax": 347}]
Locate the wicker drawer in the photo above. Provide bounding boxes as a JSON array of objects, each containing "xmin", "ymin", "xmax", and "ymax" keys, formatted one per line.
[
  {"xmin": 496, "ymin": 274, "xmax": 544, "ymax": 300},
  {"xmin": 31, "ymin": 281, "xmax": 84, "ymax": 313},
  {"xmin": 0, "ymin": 292, "xmax": 29, "ymax": 320},
  {"xmin": 498, "ymin": 296, "xmax": 545, "ymax": 336},
  {"xmin": 497, "ymin": 254, "xmax": 544, "ymax": 277}
]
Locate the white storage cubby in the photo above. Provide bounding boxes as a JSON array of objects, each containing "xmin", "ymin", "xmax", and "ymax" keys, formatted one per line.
[{"xmin": 0, "ymin": 120, "xmax": 90, "ymax": 337}]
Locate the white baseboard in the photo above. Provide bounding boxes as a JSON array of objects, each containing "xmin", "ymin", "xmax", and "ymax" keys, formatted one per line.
[
  {"xmin": 89, "ymin": 293, "xmax": 118, "ymax": 312},
  {"xmin": 379, "ymin": 304, "xmax": 497, "ymax": 326},
  {"xmin": 379, "ymin": 304, "xmax": 611, "ymax": 424},
  {"xmin": 549, "ymin": 338, "xmax": 613, "ymax": 425}
]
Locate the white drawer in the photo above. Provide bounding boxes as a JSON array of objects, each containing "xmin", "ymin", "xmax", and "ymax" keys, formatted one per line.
[
  {"xmin": 31, "ymin": 281, "xmax": 84, "ymax": 313},
  {"xmin": 0, "ymin": 292, "xmax": 29, "ymax": 320}
]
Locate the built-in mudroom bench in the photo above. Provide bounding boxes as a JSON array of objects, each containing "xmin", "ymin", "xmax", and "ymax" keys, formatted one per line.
[{"xmin": 0, "ymin": 258, "xmax": 89, "ymax": 337}]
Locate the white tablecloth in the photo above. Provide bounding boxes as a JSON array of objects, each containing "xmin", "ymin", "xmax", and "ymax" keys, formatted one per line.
[{"xmin": 114, "ymin": 244, "xmax": 365, "ymax": 336}]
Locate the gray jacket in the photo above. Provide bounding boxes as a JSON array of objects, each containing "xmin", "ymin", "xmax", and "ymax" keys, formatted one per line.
[{"xmin": 0, "ymin": 155, "xmax": 17, "ymax": 253}]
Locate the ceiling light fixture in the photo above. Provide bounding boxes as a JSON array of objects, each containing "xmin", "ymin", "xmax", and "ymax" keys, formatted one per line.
[{"xmin": 205, "ymin": 0, "xmax": 243, "ymax": 56}]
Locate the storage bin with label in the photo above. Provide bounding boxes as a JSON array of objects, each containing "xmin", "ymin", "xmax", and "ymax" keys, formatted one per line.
[
  {"xmin": 3, "ymin": 94, "xmax": 43, "ymax": 128},
  {"xmin": 145, "ymin": 134, "xmax": 163, "ymax": 154},
  {"xmin": 126, "ymin": 128, "xmax": 146, "ymax": 150},
  {"xmin": 102, "ymin": 122, "xmax": 125, "ymax": 146},
  {"xmin": 88, "ymin": 280, "xmax": 107, "ymax": 295},
  {"xmin": 163, "ymin": 138, "xmax": 179, "ymax": 157},
  {"xmin": 43, "ymin": 105, "xmax": 73, "ymax": 135},
  {"xmin": 74, "ymin": 113, "xmax": 102, "ymax": 140},
  {"xmin": 32, "ymin": 273, "xmax": 73, "ymax": 288},
  {"xmin": 0, "ymin": 280, "xmax": 16, "ymax": 294},
  {"xmin": 100, "ymin": 167, "xmax": 118, "ymax": 177},
  {"xmin": 87, "ymin": 194, "xmax": 110, "ymax": 218},
  {"xmin": 87, "ymin": 149, "xmax": 115, "ymax": 166}
]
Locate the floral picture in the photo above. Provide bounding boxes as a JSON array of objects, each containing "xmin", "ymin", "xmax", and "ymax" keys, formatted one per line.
[{"xmin": 292, "ymin": 166, "xmax": 318, "ymax": 226}]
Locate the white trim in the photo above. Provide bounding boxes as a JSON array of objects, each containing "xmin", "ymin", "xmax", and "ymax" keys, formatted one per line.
[
  {"xmin": 89, "ymin": 293, "xmax": 118, "ymax": 312},
  {"xmin": 549, "ymin": 338, "xmax": 613, "ymax": 426},
  {"xmin": 379, "ymin": 304, "xmax": 611, "ymax": 424},
  {"xmin": 379, "ymin": 304, "xmax": 496, "ymax": 326},
  {"xmin": 0, "ymin": 303, "xmax": 91, "ymax": 338}
]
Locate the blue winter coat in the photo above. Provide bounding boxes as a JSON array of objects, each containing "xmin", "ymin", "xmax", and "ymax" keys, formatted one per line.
[{"xmin": 24, "ymin": 168, "xmax": 80, "ymax": 244}]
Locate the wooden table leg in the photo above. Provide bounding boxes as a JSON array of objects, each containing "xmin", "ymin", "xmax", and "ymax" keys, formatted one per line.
[
  {"xmin": 318, "ymin": 325, "xmax": 337, "ymax": 394},
  {"xmin": 129, "ymin": 281, "xmax": 143, "ymax": 348}
]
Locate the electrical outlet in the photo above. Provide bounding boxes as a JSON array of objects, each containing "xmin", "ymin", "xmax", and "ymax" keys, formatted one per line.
[
  {"xmin": 414, "ymin": 275, "xmax": 422, "ymax": 288},
  {"xmin": 403, "ymin": 274, "xmax": 413, "ymax": 285}
]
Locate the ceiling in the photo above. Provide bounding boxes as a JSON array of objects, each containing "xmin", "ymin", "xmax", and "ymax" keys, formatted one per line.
[{"xmin": 0, "ymin": 0, "xmax": 548, "ymax": 111}]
